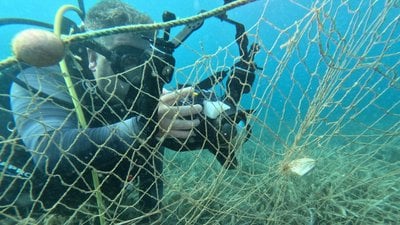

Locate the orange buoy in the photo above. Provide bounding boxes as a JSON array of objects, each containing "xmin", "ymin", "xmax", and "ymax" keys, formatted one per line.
[{"xmin": 12, "ymin": 29, "xmax": 65, "ymax": 67}]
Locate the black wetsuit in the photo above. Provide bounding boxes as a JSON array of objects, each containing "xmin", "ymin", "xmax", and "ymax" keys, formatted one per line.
[{"xmin": 10, "ymin": 66, "xmax": 163, "ymax": 214}]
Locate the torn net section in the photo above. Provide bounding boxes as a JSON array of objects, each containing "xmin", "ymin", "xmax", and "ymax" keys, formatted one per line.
[{"xmin": 1, "ymin": 0, "xmax": 400, "ymax": 224}]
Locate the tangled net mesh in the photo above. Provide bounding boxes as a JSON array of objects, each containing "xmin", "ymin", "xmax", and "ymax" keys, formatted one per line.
[{"xmin": 1, "ymin": 0, "xmax": 400, "ymax": 224}]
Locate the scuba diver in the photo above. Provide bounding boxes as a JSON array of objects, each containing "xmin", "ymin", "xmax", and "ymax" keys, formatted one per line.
[{"xmin": 0, "ymin": 0, "xmax": 259, "ymax": 223}]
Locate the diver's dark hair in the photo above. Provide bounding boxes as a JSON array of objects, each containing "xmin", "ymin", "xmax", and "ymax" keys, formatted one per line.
[{"xmin": 84, "ymin": 0, "xmax": 154, "ymax": 38}]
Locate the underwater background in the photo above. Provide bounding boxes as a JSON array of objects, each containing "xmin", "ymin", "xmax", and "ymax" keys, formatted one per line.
[{"xmin": 1, "ymin": 0, "xmax": 400, "ymax": 224}]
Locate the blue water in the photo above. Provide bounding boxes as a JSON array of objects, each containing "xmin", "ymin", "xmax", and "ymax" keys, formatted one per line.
[{"xmin": 1, "ymin": 2, "xmax": 400, "ymax": 223}]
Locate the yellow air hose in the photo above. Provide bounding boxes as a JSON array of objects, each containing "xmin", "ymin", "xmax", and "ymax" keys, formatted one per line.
[
  {"xmin": 54, "ymin": 5, "xmax": 87, "ymax": 128},
  {"xmin": 53, "ymin": 5, "xmax": 105, "ymax": 225}
]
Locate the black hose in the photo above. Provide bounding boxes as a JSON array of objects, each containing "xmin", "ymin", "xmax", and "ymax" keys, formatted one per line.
[
  {"xmin": 78, "ymin": 0, "xmax": 86, "ymax": 19},
  {"xmin": 0, "ymin": 18, "xmax": 53, "ymax": 29}
]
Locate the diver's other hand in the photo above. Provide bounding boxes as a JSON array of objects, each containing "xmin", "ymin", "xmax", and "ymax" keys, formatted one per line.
[{"xmin": 158, "ymin": 87, "xmax": 202, "ymax": 139}]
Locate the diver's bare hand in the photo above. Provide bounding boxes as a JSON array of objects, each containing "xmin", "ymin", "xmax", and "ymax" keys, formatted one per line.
[{"xmin": 158, "ymin": 87, "xmax": 202, "ymax": 139}]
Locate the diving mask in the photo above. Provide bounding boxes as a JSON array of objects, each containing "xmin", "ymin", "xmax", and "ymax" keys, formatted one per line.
[{"xmin": 107, "ymin": 45, "xmax": 148, "ymax": 74}]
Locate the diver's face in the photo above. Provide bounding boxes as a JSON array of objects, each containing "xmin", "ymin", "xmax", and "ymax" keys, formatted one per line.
[{"xmin": 89, "ymin": 34, "xmax": 150, "ymax": 103}]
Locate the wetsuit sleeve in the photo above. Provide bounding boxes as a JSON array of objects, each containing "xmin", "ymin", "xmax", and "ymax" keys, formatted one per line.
[{"xmin": 10, "ymin": 67, "xmax": 145, "ymax": 176}]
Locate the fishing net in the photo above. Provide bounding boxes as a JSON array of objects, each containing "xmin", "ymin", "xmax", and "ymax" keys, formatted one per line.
[{"xmin": 1, "ymin": 0, "xmax": 400, "ymax": 224}]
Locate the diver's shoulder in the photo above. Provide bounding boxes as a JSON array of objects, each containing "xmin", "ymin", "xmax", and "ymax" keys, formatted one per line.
[
  {"xmin": 15, "ymin": 65, "xmax": 67, "ymax": 90},
  {"xmin": 12, "ymin": 65, "xmax": 70, "ymax": 100},
  {"xmin": 17, "ymin": 65, "xmax": 63, "ymax": 82}
]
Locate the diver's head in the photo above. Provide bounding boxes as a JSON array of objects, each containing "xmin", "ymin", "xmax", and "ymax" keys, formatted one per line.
[
  {"xmin": 87, "ymin": 34, "xmax": 151, "ymax": 104},
  {"xmin": 84, "ymin": 0, "xmax": 155, "ymax": 104}
]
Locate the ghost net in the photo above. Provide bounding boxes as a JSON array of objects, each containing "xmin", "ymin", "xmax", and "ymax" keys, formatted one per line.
[{"xmin": 1, "ymin": 0, "xmax": 400, "ymax": 224}]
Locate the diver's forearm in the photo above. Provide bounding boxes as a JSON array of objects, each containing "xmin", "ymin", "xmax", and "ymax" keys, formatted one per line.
[{"xmin": 32, "ymin": 117, "xmax": 143, "ymax": 175}]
